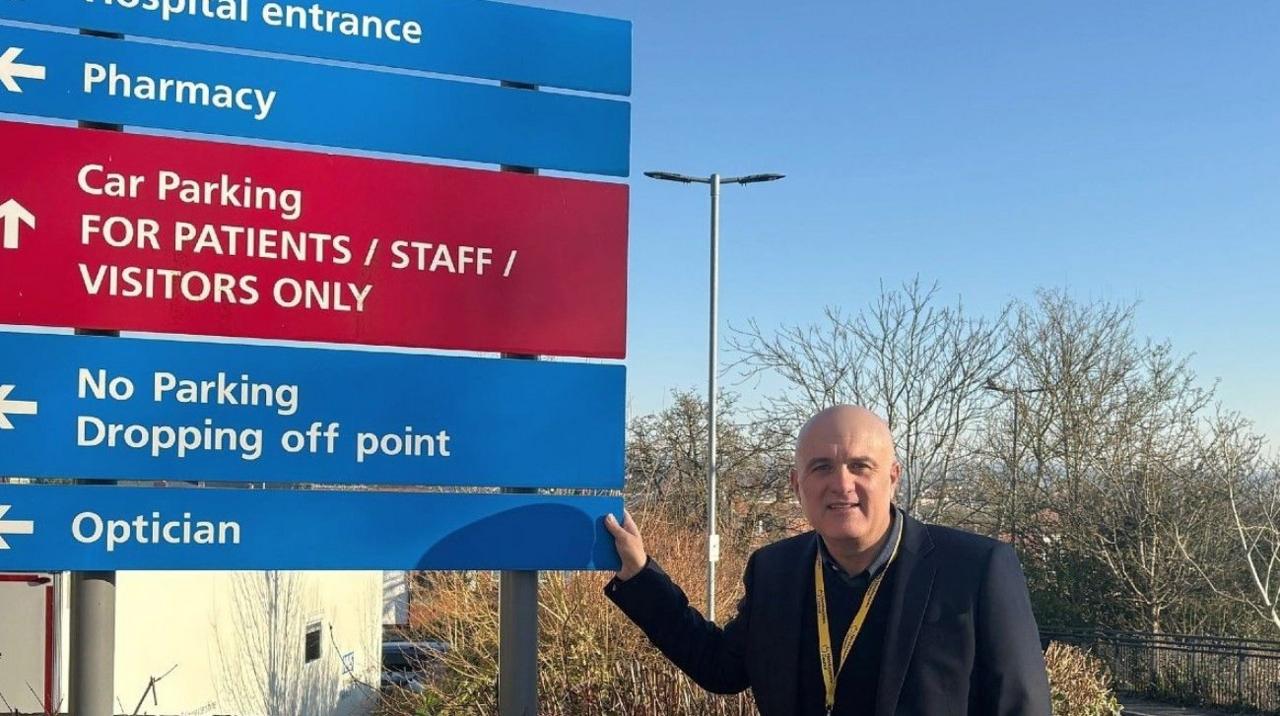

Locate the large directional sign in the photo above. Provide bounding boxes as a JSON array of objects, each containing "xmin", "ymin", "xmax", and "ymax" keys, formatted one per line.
[
  {"xmin": 0, "ymin": 0, "xmax": 633, "ymax": 575},
  {"xmin": 0, "ymin": 0, "xmax": 631, "ymax": 96},
  {"xmin": 0, "ymin": 25, "xmax": 629, "ymax": 175},
  {"xmin": 0, "ymin": 484, "xmax": 623, "ymax": 570},
  {"xmin": 0, "ymin": 120, "xmax": 627, "ymax": 358},
  {"xmin": 0, "ymin": 331, "xmax": 624, "ymax": 488}
]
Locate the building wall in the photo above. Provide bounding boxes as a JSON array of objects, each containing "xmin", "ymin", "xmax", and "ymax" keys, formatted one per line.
[
  {"xmin": 382, "ymin": 571, "xmax": 408, "ymax": 628},
  {"xmin": 57, "ymin": 570, "xmax": 381, "ymax": 716},
  {"xmin": 0, "ymin": 573, "xmax": 58, "ymax": 713}
]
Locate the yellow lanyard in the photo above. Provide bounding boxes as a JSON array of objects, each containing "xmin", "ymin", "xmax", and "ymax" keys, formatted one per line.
[{"xmin": 813, "ymin": 525, "xmax": 903, "ymax": 716}]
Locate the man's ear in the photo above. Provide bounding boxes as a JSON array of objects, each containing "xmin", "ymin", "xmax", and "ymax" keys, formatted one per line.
[
  {"xmin": 889, "ymin": 461, "xmax": 902, "ymax": 491},
  {"xmin": 789, "ymin": 468, "xmax": 800, "ymax": 502}
]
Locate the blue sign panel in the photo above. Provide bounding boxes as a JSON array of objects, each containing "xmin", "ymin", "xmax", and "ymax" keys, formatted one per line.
[
  {"xmin": 0, "ymin": 0, "xmax": 631, "ymax": 96},
  {"xmin": 0, "ymin": 332, "xmax": 624, "ymax": 488},
  {"xmin": 0, "ymin": 25, "xmax": 629, "ymax": 176},
  {"xmin": 0, "ymin": 484, "xmax": 622, "ymax": 570}
]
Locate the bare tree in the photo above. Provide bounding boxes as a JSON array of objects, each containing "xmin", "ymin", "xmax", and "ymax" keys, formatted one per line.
[
  {"xmin": 729, "ymin": 278, "xmax": 1008, "ymax": 521},
  {"xmin": 1219, "ymin": 460, "xmax": 1280, "ymax": 632},
  {"xmin": 626, "ymin": 390, "xmax": 793, "ymax": 539},
  {"xmin": 1176, "ymin": 413, "xmax": 1280, "ymax": 634},
  {"xmin": 1003, "ymin": 291, "xmax": 1227, "ymax": 633},
  {"xmin": 1003, "ymin": 290, "xmax": 1141, "ymax": 503}
]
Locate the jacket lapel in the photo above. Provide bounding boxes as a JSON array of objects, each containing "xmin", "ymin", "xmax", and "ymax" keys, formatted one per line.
[
  {"xmin": 875, "ymin": 515, "xmax": 936, "ymax": 716},
  {"xmin": 758, "ymin": 532, "xmax": 815, "ymax": 716}
]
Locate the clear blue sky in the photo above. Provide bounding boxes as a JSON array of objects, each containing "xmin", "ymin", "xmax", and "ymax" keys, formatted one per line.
[{"xmin": 534, "ymin": 0, "xmax": 1280, "ymax": 444}]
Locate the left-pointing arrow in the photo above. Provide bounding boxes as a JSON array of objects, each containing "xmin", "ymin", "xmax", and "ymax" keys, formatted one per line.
[
  {"xmin": 0, "ymin": 505, "xmax": 35, "ymax": 550},
  {"xmin": 0, "ymin": 47, "xmax": 45, "ymax": 93},
  {"xmin": 0, "ymin": 384, "xmax": 38, "ymax": 430},
  {"xmin": 0, "ymin": 47, "xmax": 45, "ymax": 94}
]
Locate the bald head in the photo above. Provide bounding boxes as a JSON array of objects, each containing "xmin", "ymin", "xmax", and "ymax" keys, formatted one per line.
[
  {"xmin": 794, "ymin": 405, "xmax": 895, "ymax": 467},
  {"xmin": 791, "ymin": 405, "xmax": 900, "ymax": 555}
]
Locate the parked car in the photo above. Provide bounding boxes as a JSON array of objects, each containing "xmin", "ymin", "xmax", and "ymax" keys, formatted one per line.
[{"xmin": 381, "ymin": 639, "xmax": 450, "ymax": 693}]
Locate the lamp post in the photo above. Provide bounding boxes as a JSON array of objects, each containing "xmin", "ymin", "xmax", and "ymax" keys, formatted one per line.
[
  {"xmin": 983, "ymin": 377, "xmax": 1045, "ymax": 544},
  {"xmin": 644, "ymin": 170, "xmax": 785, "ymax": 621}
]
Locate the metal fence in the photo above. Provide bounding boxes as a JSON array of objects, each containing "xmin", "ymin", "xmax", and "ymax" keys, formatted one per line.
[{"xmin": 1044, "ymin": 628, "xmax": 1280, "ymax": 713}]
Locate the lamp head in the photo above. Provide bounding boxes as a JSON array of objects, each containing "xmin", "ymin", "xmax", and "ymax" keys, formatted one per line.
[
  {"xmin": 644, "ymin": 171, "xmax": 703, "ymax": 183},
  {"xmin": 731, "ymin": 173, "xmax": 786, "ymax": 185}
]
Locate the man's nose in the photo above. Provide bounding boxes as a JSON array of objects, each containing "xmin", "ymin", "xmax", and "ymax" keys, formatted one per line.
[{"xmin": 833, "ymin": 464, "xmax": 859, "ymax": 491}]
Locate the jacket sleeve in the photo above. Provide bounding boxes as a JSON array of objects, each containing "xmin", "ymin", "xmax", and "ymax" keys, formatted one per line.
[
  {"xmin": 972, "ymin": 543, "xmax": 1052, "ymax": 715},
  {"xmin": 603, "ymin": 554, "xmax": 754, "ymax": 695}
]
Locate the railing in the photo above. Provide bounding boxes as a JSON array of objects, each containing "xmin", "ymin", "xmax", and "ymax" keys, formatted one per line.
[{"xmin": 1044, "ymin": 628, "xmax": 1280, "ymax": 713}]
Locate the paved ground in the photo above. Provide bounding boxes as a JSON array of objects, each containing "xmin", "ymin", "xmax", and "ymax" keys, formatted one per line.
[{"xmin": 1121, "ymin": 697, "xmax": 1242, "ymax": 716}]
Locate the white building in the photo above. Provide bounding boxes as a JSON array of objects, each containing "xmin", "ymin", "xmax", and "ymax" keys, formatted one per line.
[
  {"xmin": 1, "ymin": 570, "xmax": 382, "ymax": 716},
  {"xmin": 382, "ymin": 571, "xmax": 410, "ymax": 629}
]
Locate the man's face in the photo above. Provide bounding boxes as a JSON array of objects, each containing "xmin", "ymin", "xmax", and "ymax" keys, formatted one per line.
[{"xmin": 789, "ymin": 408, "xmax": 900, "ymax": 548}]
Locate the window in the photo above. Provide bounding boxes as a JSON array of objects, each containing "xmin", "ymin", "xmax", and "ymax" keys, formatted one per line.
[{"xmin": 304, "ymin": 622, "xmax": 322, "ymax": 663}]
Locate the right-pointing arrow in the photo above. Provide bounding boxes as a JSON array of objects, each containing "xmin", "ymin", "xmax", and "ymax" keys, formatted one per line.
[
  {"xmin": 0, "ymin": 384, "xmax": 38, "ymax": 429},
  {"xmin": 0, "ymin": 199, "xmax": 34, "ymax": 250},
  {"xmin": 0, "ymin": 505, "xmax": 35, "ymax": 550},
  {"xmin": 0, "ymin": 47, "xmax": 46, "ymax": 93}
]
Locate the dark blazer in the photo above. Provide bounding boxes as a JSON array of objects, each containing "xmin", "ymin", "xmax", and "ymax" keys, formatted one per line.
[{"xmin": 605, "ymin": 514, "xmax": 1051, "ymax": 715}]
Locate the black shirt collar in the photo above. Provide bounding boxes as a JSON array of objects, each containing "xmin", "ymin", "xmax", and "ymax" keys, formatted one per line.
[{"xmin": 817, "ymin": 505, "xmax": 902, "ymax": 585}]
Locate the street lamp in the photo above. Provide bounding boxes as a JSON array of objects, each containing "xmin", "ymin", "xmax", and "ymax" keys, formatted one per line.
[
  {"xmin": 645, "ymin": 170, "xmax": 785, "ymax": 622},
  {"xmin": 983, "ymin": 377, "xmax": 1045, "ymax": 543}
]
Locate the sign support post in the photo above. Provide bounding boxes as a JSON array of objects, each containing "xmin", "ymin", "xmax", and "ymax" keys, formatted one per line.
[
  {"xmin": 68, "ymin": 566, "xmax": 114, "ymax": 716},
  {"xmin": 68, "ymin": 23, "xmax": 121, "ymax": 715},
  {"xmin": 499, "ymin": 484, "xmax": 540, "ymax": 716},
  {"xmin": 499, "ymin": 80, "xmax": 540, "ymax": 716}
]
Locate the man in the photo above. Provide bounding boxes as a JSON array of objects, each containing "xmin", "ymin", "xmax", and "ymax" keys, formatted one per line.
[{"xmin": 603, "ymin": 405, "xmax": 1051, "ymax": 715}]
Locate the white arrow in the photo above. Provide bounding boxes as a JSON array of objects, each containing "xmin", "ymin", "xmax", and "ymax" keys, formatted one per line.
[
  {"xmin": 0, "ymin": 384, "xmax": 38, "ymax": 430},
  {"xmin": 0, "ymin": 47, "xmax": 45, "ymax": 93},
  {"xmin": 0, "ymin": 199, "xmax": 34, "ymax": 250},
  {"xmin": 0, "ymin": 505, "xmax": 34, "ymax": 550}
]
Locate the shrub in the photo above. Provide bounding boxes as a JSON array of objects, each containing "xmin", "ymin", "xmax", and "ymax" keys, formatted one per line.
[
  {"xmin": 379, "ymin": 507, "xmax": 759, "ymax": 715},
  {"xmin": 1045, "ymin": 642, "xmax": 1124, "ymax": 716}
]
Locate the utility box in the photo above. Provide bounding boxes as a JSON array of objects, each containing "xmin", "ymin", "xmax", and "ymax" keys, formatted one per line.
[{"xmin": 0, "ymin": 572, "xmax": 60, "ymax": 714}]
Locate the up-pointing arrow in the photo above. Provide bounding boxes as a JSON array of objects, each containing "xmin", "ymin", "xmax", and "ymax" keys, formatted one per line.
[
  {"xmin": 0, "ymin": 47, "xmax": 46, "ymax": 93},
  {"xmin": 0, "ymin": 384, "xmax": 38, "ymax": 429},
  {"xmin": 0, "ymin": 505, "xmax": 35, "ymax": 550},
  {"xmin": 0, "ymin": 200, "xmax": 34, "ymax": 250}
]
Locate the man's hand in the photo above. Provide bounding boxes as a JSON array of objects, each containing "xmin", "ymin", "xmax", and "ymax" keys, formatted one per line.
[{"xmin": 604, "ymin": 510, "xmax": 647, "ymax": 581}]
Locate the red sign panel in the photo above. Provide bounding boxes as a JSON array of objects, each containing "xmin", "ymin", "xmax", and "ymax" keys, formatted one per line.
[{"xmin": 0, "ymin": 121, "xmax": 627, "ymax": 358}]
